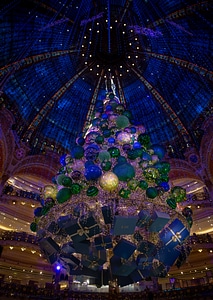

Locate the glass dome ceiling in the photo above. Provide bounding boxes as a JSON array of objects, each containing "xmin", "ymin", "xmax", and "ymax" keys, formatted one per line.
[{"xmin": 0, "ymin": 0, "xmax": 212, "ymax": 155}]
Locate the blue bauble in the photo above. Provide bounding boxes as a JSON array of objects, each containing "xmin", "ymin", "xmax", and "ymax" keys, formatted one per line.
[
  {"xmin": 160, "ymin": 182, "xmax": 170, "ymax": 192},
  {"xmin": 106, "ymin": 105, "xmax": 112, "ymax": 111},
  {"xmin": 84, "ymin": 164, "xmax": 102, "ymax": 181},
  {"xmin": 133, "ymin": 142, "xmax": 141, "ymax": 149},
  {"xmin": 151, "ymin": 144, "xmax": 166, "ymax": 160},
  {"xmin": 76, "ymin": 137, "xmax": 85, "ymax": 146},
  {"xmin": 130, "ymin": 126, "xmax": 137, "ymax": 134},
  {"xmin": 34, "ymin": 207, "xmax": 43, "ymax": 217},
  {"xmin": 60, "ymin": 154, "xmax": 67, "ymax": 166},
  {"xmin": 102, "ymin": 113, "xmax": 108, "ymax": 119},
  {"xmin": 85, "ymin": 161, "xmax": 94, "ymax": 168},
  {"xmin": 108, "ymin": 137, "xmax": 115, "ymax": 144}
]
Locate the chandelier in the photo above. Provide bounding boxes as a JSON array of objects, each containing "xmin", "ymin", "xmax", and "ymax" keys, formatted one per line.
[{"xmin": 30, "ymin": 91, "xmax": 193, "ymax": 287}]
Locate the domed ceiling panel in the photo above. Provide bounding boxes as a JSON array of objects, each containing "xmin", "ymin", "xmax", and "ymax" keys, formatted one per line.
[{"xmin": 0, "ymin": 0, "xmax": 212, "ymax": 153}]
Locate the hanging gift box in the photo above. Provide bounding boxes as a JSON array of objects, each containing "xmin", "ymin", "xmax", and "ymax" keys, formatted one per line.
[
  {"xmin": 73, "ymin": 240, "xmax": 91, "ymax": 255},
  {"xmin": 117, "ymin": 275, "xmax": 134, "ymax": 287},
  {"xmin": 155, "ymin": 246, "xmax": 180, "ymax": 267},
  {"xmin": 82, "ymin": 249, "xmax": 107, "ymax": 271},
  {"xmin": 112, "ymin": 215, "xmax": 138, "ymax": 235},
  {"xmin": 61, "ymin": 242, "xmax": 75, "ymax": 254},
  {"xmin": 113, "ymin": 238, "xmax": 136, "ymax": 259},
  {"xmin": 159, "ymin": 218, "xmax": 190, "ymax": 250},
  {"xmin": 57, "ymin": 214, "xmax": 75, "ymax": 229},
  {"xmin": 39, "ymin": 237, "xmax": 60, "ymax": 265},
  {"xmin": 94, "ymin": 235, "xmax": 113, "ymax": 250},
  {"xmin": 64, "ymin": 213, "xmax": 100, "ymax": 242},
  {"xmin": 110, "ymin": 255, "xmax": 137, "ymax": 276},
  {"xmin": 101, "ymin": 205, "xmax": 113, "ymax": 224},
  {"xmin": 137, "ymin": 240, "xmax": 157, "ymax": 256},
  {"xmin": 39, "ymin": 237, "xmax": 60, "ymax": 255},
  {"xmin": 137, "ymin": 210, "xmax": 151, "ymax": 228},
  {"xmin": 130, "ymin": 269, "xmax": 144, "ymax": 283},
  {"xmin": 148, "ymin": 210, "xmax": 170, "ymax": 232},
  {"xmin": 150, "ymin": 262, "xmax": 168, "ymax": 278}
]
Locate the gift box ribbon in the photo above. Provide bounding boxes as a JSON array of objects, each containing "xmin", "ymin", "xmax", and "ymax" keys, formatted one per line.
[
  {"xmin": 165, "ymin": 226, "xmax": 186, "ymax": 246},
  {"xmin": 70, "ymin": 219, "xmax": 98, "ymax": 239}
]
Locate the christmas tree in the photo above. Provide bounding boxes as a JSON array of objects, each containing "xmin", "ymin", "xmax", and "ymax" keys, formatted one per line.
[{"xmin": 31, "ymin": 89, "xmax": 192, "ymax": 287}]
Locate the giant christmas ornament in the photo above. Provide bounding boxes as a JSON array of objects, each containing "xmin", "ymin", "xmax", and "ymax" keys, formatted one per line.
[{"xmin": 31, "ymin": 92, "xmax": 191, "ymax": 288}]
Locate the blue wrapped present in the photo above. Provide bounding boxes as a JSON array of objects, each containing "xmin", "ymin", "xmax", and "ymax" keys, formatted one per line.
[
  {"xmin": 39, "ymin": 237, "xmax": 60, "ymax": 255},
  {"xmin": 159, "ymin": 218, "xmax": 190, "ymax": 249},
  {"xmin": 102, "ymin": 205, "xmax": 113, "ymax": 224},
  {"xmin": 57, "ymin": 214, "xmax": 75, "ymax": 229},
  {"xmin": 70, "ymin": 266, "xmax": 99, "ymax": 278},
  {"xmin": 64, "ymin": 213, "xmax": 100, "ymax": 242},
  {"xmin": 117, "ymin": 275, "xmax": 134, "ymax": 287},
  {"xmin": 150, "ymin": 262, "xmax": 168, "ymax": 277},
  {"xmin": 60, "ymin": 253, "xmax": 80, "ymax": 267},
  {"xmin": 47, "ymin": 221, "xmax": 60, "ymax": 234},
  {"xmin": 137, "ymin": 210, "xmax": 151, "ymax": 228},
  {"xmin": 94, "ymin": 235, "xmax": 113, "ymax": 250},
  {"xmin": 82, "ymin": 249, "xmax": 106, "ymax": 271},
  {"xmin": 39, "ymin": 237, "xmax": 60, "ymax": 264},
  {"xmin": 110, "ymin": 255, "xmax": 137, "ymax": 276},
  {"xmin": 73, "ymin": 240, "xmax": 91, "ymax": 255},
  {"xmin": 112, "ymin": 215, "xmax": 138, "ymax": 235},
  {"xmin": 133, "ymin": 231, "xmax": 143, "ymax": 242},
  {"xmin": 113, "ymin": 238, "xmax": 136, "ymax": 259},
  {"xmin": 137, "ymin": 240, "xmax": 157, "ymax": 256},
  {"xmin": 130, "ymin": 269, "xmax": 144, "ymax": 282},
  {"xmin": 149, "ymin": 211, "xmax": 170, "ymax": 232},
  {"xmin": 46, "ymin": 252, "xmax": 58, "ymax": 264},
  {"xmin": 136, "ymin": 254, "xmax": 153, "ymax": 269},
  {"xmin": 61, "ymin": 242, "xmax": 75, "ymax": 254},
  {"xmin": 155, "ymin": 246, "xmax": 180, "ymax": 267}
]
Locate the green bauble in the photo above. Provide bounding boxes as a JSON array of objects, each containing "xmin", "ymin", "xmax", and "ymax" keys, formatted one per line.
[
  {"xmin": 139, "ymin": 180, "xmax": 148, "ymax": 190},
  {"xmin": 113, "ymin": 162, "xmax": 135, "ymax": 182},
  {"xmin": 137, "ymin": 134, "xmax": 150, "ymax": 148},
  {"xmin": 117, "ymin": 156, "xmax": 127, "ymax": 164},
  {"xmin": 116, "ymin": 115, "xmax": 130, "ymax": 129},
  {"xmin": 95, "ymin": 135, "xmax": 104, "ymax": 144},
  {"xmin": 103, "ymin": 129, "xmax": 111, "ymax": 138},
  {"xmin": 108, "ymin": 147, "xmax": 120, "ymax": 158},
  {"xmin": 71, "ymin": 145, "xmax": 84, "ymax": 159},
  {"xmin": 57, "ymin": 188, "xmax": 72, "ymax": 203},
  {"xmin": 62, "ymin": 176, "xmax": 72, "ymax": 187},
  {"xmin": 86, "ymin": 186, "xmax": 99, "ymax": 197},
  {"xmin": 56, "ymin": 174, "xmax": 67, "ymax": 185},
  {"xmin": 119, "ymin": 188, "xmax": 131, "ymax": 198},
  {"xmin": 171, "ymin": 186, "xmax": 186, "ymax": 202},
  {"xmin": 143, "ymin": 168, "xmax": 160, "ymax": 183},
  {"xmin": 98, "ymin": 150, "xmax": 111, "ymax": 162},
  {"xmin": 127, "ymin": 149, "xmax": 139, "ymax": 160},
  {"xmin": 159, "ymin": 174, "xmax": 169, "ymax": 183},
  {"xmin": 70, "ymin": 183, "xmax": 82, "ymax": 195},
  {"xmin": 127, "ymin": 179, "xmax": 139, "ymax": 190},
  {"xmin": 41, "ymin": 205, "xmax": 50, "ymax": 215},
  {"xmin": 166, "ymin": 198, "xmax": 177, "ymax": 209},
  {"xmin": 146, "ymin": 187, "xmax": 158, "ymax": 199},
  {"xmin": 101, "ymin": 161, "xmax": 112, "ymax": 171},
  {"xmin": 122, "ymin": 110, "xmax": 132, "ymax": 119},
  {"xmin": 30, "ymin": 222, "xmax": 37, "ymax": 232},
  {"xmin": 154, "ymin": 162, "xmax": 171, "ymax": 175}
]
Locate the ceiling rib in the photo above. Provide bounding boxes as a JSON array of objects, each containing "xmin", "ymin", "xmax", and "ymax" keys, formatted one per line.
[
  {"xmin": 130, "ymin": 65, "xmax": 190, "ymax": 142},
  {"xmin": 23, "ymin": 65, "xmax": 89, "ymax": 142}
]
